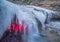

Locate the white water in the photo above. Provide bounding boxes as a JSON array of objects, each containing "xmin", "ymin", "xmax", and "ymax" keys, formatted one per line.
[{"xmin": 0, "ymin": 0, "xmax": 56, "ymax": 42}]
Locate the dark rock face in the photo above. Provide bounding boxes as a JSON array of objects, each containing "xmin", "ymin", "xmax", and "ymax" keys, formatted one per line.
[{"xmin": 0, "ymin": 29, "xmax": 23, "ymax": 42}]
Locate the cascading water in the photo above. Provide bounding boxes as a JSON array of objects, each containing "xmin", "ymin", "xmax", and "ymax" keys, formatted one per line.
[{"xmin": 0, "ymin": 0, "xmax": 56, "ymax": 42}]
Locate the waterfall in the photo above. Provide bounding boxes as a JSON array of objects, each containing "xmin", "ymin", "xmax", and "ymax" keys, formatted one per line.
[{"xmin": 0, "ymin": 0, "xmax": 56, "ymax": 42}]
